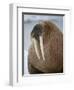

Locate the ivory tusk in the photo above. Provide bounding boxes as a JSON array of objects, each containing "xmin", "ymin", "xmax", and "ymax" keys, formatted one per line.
[
  {"xmin": 32, "ymin": 38, "xmax": 40, "ymax": 60},
  {"xmin": 39, "ymin": 36, "xmax": 45, "ymax": 61}
]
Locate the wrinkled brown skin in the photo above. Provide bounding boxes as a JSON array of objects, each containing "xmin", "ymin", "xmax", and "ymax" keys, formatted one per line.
[{"xmin": 28, "ymin": 21, "xmax": 63, "ymax": 74}]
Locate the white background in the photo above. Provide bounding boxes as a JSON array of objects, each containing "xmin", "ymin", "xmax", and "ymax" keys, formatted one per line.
[{"xmin": 0, "ymin": 0, "xmax": 74, "ymax": 90}]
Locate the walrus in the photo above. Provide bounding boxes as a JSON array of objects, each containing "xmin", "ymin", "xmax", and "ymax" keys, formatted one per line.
[{"xmin": 28, "ymin": 21, "xmax": 63, "ymax": 74}]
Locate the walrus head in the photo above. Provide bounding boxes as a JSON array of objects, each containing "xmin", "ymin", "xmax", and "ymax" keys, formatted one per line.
[{"xmin": 31, "ymin": 22, "xmax": 48, "ymax": 61}]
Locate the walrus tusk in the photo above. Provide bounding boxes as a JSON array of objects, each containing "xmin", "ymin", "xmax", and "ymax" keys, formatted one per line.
[
  {"xmin": 39, "ymin": 36, "xmax": 45, "ymax": 61},
  {"xmin": 32, "ymin": 38, "xmax": 40, "ymax": 60}
]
